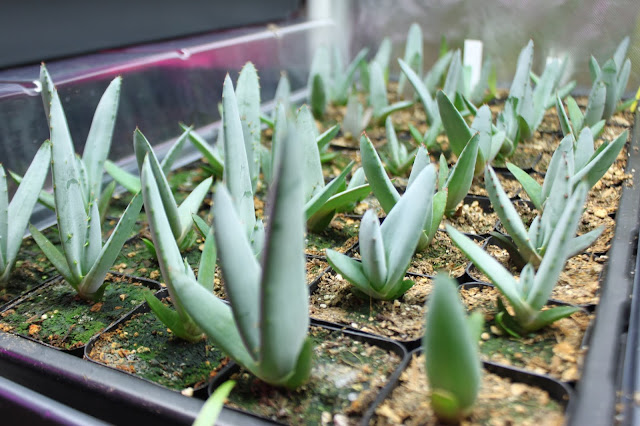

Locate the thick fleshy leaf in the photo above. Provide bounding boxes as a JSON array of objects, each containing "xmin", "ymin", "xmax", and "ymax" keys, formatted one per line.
[
  {"xmin": 326, "ymin": 250, "xmax": 376, "ymax": 295},
  {"xmin": 359, "ymin": 210, "xmax": 387, "ymax": 291},
  {"xmin": 222, "ymin": 75, "xmax": 257, "ymax": 238},
  {"xmin": 528, "ymin": 183, "xmax": 588, "ymax": 310},
  {"xmin": 176, "ymin": 176, "xmax": 213, "ymax": 242},
  {"xmin": 304, "ymin": 161, "xmax": 355, "ymax": 221},
  {"xmin": 424, "ymin": 274, "xmax": 481, "ymax": 422},
  {"xmin": 259, "ymin": 120, "xmax": 308, "ymax": 382},
  {"xmin": 5, "ymin": 140, "xmax": 51, "ymax": 269},
  {"xmin": 103, "ymin": 161, "xmax": 141, "ymax": 193},
  {"xmin": 437, "ymin": 90, "xmax": 472, "ymax": 157},
  {"xmin": 29, "ymin": 224, "xmax": 75, "ymax": 287},
  {"xmin": 444, "ymin": 134, "xmax": 479, "ymax": 215},
  {"xmin": 196, "ymin": 219, "xmax": 216, "ymax": 292},
  {"xmin": 49, "ymin": 85, "xmax": 86, "ymax": 281},
  {"xmin": 193, "ymin": 381, "xmax": 235, "ymax": 426},
  {"xmin": 316, "ymin": 124, "xmax": 340, "ymax": 152},
  {"xmin": 161, "ymin": 126, "xmax": 192, "ymax": 175},
  {"xmin": 509, "ymin": 40, "xmax": 534, "ymax": 101},
  {"xmin": 527, "ymin": 305, "xmax": 580, "ymax": 332},
  {"xmin": 583, "ymin": 81, "xmax": 606, "ymax": 128},
  {"xmin": 397, "ymin": 23, "xmax": 423, "ymax": 95},
  {"xmin": 334, "ymin": 48, "xmax": 368, "ymax": 105},
  {"xmin": 297, "ymin": 106, "xmax": 324, "ymax": 201},
  {"xmin": 308, "ymin": 184, "xmax": 370, "ymax": 221},
  {"xmin": 574, "ymin": 127, "xmax": 595, "ymax": 172},
  {"xmin": 446, "ymin": 225, "xmax": 527, "ymax": 317},
  {"xmin": 171, "ymin": 272, "xmax": 257, "ymax": 371},
  {"xmin": 485, "ymin": 167, "xmax": 541, "ymax": 266},
  {"xmin": 380, "ymin": 165, "xmax": 435, "ymax": 290},
  {"xmin": 83, "ymin": 76, "xmax": 121, "ymax": 203},
  {"xmin": 398, "ymin": 58, "xmax": 438, "ymax": 124},
  {"xmin": 184, "ymin": 128, "xmax": 224, "ymax": 178},
  {"xmin": 80, "ymin": 193, "xmax": 143, "ymax": 299},
  {"xmin": 443, "ymin": 50, "xmax": 462, "ymax": 98},
  {"xmin": 360, "ymin": 134, "xmax": 400, "ymax": 214},
  {"xmin": 424, "ymin": 50, "xmax": 453, "ymax": 94},
  {"xmin": 601, "ymin": 59, "xmax": 618, "ymax": 119},
  {"xmin": 407, "ymin": 146, "xmax": 430, "ymax": 188},
  {"xmin": 81, "ymin": 200, "xmax": 101, "ymax": 277},
  {"xmin": 572, "ymin": 130, "xmax": 627, "ymax": 189},
  {"xmin": 506, "ymin": 163, "xmax": 542, "ymax": 210},
  {"xmin": 145, "ymin": 292, "xmax": 203, "ymax": 342},
  {"xmin": 236, "ymin": 62, "xmax": 261, "ymax": 193},
  {"xmin": 369, "ymin": 61, "xmax": 389, "ymax": 117},
  {"xmin": 213, "ymin": 184, "xmax": 261, "ymax": 360},
  {"xmin": 555, "ymin": 94, "xmax": 574, "ymax": 137}
]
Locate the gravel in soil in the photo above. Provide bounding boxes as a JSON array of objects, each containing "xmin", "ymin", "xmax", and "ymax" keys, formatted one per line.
[
  {"xmin": 407, "ymin": 231, "xmax": 473, "ymax": 278},
  {"xmin": 87, "ymin": 306, "xmax": 228, "ymax": 392},
  {"xmin": 222, "ymin": 326, "xmax": 402, "ymax": 426},
  {"xmin": 469, "ymin": 172, "xmax": 523, "ymax": 198},
  {"xmin": 373, "ymin": 353, "xmax": 564, "ymax": 426},
  {"xmin": 459, "ymin": 285, "xmax": 589, "ymax": 381},
  {"xmin": 0, "ymin": 274, "xmax": 153, "ymax": 350},
  {"xmin": 310, "ymin": 271, "xmax": 432, "ymax": 341},
  {"xmin": 305, "ymin": 214, "xmax": 360, "ymax": 256},
  {"xmin": 442, "ymin": 200, "xmax": 498, "ymax": 235}
]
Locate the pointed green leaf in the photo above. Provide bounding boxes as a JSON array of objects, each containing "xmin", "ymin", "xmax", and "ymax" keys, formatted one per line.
[
  {"xmin": 555, "ymin": 94, "xmax": 574, "ymax": 137},
  {"xmin": 437, "ymin": 90, "xmax": 472, "ymax": 157},
  {"xmin": 183, "ymin": 127, "xmax": 224, "ymax": 178},
  {"xmin": 236, "ymin": 62, "xmax": 261, "ymax": 193},
  {"xmin": 326, "ymin": 249, "xmax": 376, "ymax": 296},
  {"xmin": 176, "ymin": 176, "xmax": 212, "ymax": 243},
  {"xmin": 103, "ymin": 160, "xmax": 141, "ymax": 193},
  {"xmin": 506, "ymin": 163, "xmax": 542, "ymax": 210},
  {"xmin": 145, "ymin": 292, "xmax": 202, "ymax": 342},
  {"xmin": 316, "ymin": 124, "xmax": 340, "ymax": 152},
  {"xmin": 527, "ymin": 305, "xmax": 581, "ymax": 332},
  {"xmin": 444, "ymin": 134, "xmax": 479, "ymax": 215},
  {"xmin": 397, "ymin": 23, "xmax": 423, "ymax": 95},
  {"xmin": 29, "ymin": 223, "xmax": 76, "ymax": 287},
  {"xmin": 573, "ymin": 130, "xmax": 627, "ymax": 189},
  {"xmin": 304, "ymin": 161, "xmax": 354, "ymax": 221},
  {"xmin": 83, "ymin": 77, "xmax": 121, "ymax": 203},
  {"xmin": 584, "ymin": 81, "xmax": 606, "ymax": 127},
  {"xmin": 398, "ymin": 58, "xmax": 438, "ymax": 124},
  {"xmin": 358, "ymin": 210, "xmax": 387, "ymax": 291},
  {"xmin": 360, "ymin": 133, "xmax": 400, "ymax": 214},
  {"xmin": 193, "ymin": 380, "xmax": 235, "ymax": 426}
]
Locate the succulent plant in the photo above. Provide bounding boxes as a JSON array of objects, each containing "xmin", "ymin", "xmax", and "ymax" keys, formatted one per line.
[
  {"xmin": 360, "ymin": 130, "xmax": 478, "ymax": 250},
  {"xmin": 219, "ymin": 74, "xmax": 264, "ymax": 256},
  {"xmin": 507, "ymin": 129, "xmax": 627, "ymax": 211},
  {"xmin": 157, "ymin": 119, "xmax": 312, "ymax": 388},
  {"xmin": 296, "ymin": 106, "xmax": 371, "ymax": 233},
  {"xmin": 193, "ymin": 380, "xmax": 235, "ymax": 426},
  {"xmin": 446, "ymin": 183, "xmax": 590, "ymax": 335},
  {"xmin": 424, "ymin": 273, "xmax": 483, "ymax": 423},
  {"xmin": 139, "ymin": 153, "xmax": 214, "ymax": 342},
  {"xmin": 0, "ymin": 141, "xmax": 51, "ymax": 286},
  {"xmin": 369, "ymin": 61, "xmax": 414, "ymax": 124},
  {"xmin": 555, "ymin": 92, "xmax": 606, "ymax": 139},
  {"xmin": 589, "ymin": 36, "xmax": 632, "ymax": 120},
  {"xmin": 18, "ymin": 65, "xmax": 121, "ymax": 222},
  {"xmin": 397, "ymin": 23, "xmax": 423, "ymax": 97},
  {"xmin": 379, "ymin": 116, "xmax": 417, "ymax": 176},
  {"xmin": 485, "ymin": 162, "xmax": 603, "ymax": 268},
  {"xmin": 104, "ymin": 126, "xmax": 194, "ymax": 194},
  {"xmin": 437, "ymin": 90, "xmax": 505, "ymax": 175},
  {"xmin": 343, "ymin": 92, "xmax": 369, "ymax": 138},
  {"xmin": 326, "ymin": 165, "xmax": 436, "ymax": 300},
  {"xmin": 133, "ymin": 129, "xmax": 213, "ymax": 252},
  {"xmin": 495, "ymin": 41, "xmax": 574, "ymax": 149},
  {"xmin": 29, "ymin": 85, "xmax": 143, "ymax": 301},
  {"xmin": 308, "ymin": 46, "xmax": 368, "ymax": 118}
]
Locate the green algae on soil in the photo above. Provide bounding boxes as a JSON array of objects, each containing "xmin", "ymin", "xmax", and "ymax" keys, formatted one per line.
[
  {"xmin": 87, "ymin": 306, "xmax": 228, "ymax": 392},
  {"xmin": 0, "ymin": 274, "xmax": 155, "ymax": 351}
]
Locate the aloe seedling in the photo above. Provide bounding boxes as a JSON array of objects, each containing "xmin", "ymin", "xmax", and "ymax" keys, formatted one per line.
[
  {"xmin": 297, "ymin": 106, "xmax": 371, "ymax": 233},
  {"xmin": 139, "ymin": 154, "xmax": 215, "ymax": 342},
  {"xmin": 104, "ymin": 126, "xmax": 195, "ymax": 194},
  {"xmin": 379, "ymin": 116, "xmax": 417, "ymax": 176},
  {"xmin": 437, "ymin": 90, "xmax": 505, "ymax": 175},
  {"xmin": 21, "ymin": 64, "xmax": 121, "ymax": 222},
  {"xmin": 589, "ymin": 36, "xmax": 632, "ymax": 120},
  {"xmin": 134, "ymin": 129, "xmax": 213, "ymax": 252},
  {"xmin": 326, "ymin": 165, "xmax": 436, "ymax": 300},
  {"xmin": 424, "ymin": 273, "xmax": 483, "ymax": 423},
  {"xmin": 507, "ymin": 129, "xmax": 628, "ymax": 211},
  {"xmin": 360, "ymin": 131, "xmax": 478, "ymax": 250},
  {"xmin": 159, "ymin": 120, "xmax": 313, "ymax": 388},
  {"xmin": 0, "ymin": 141, "xmax": 51, "ymax": 286},
  {"xmin": 308, "ymin": 46, "xmax": 368, "ymax": 118},
  {"xmin": 485, "ymin": 162, "xmax": 603, "ymax": 268},
  {"xmin": 446, "ymin": 182, "xmax": 590, "ymax": 334},
  {"xmin": 555, "ymin": 92, "xmax": 606, "ymax": 139},
  {"xmin": 193, "ymin": 381, "xmax": 235, "ymax": 426},
  {"xmin": 29, "ymin": 84, "xmax": 143, "ymax": 301},
  {"xmin": 397, "ymin": 23, "xmax": 423, "ymax": 97},
  {"xmin": 369, "ymin": 61, "xmax": 414, "ymax": 124}
]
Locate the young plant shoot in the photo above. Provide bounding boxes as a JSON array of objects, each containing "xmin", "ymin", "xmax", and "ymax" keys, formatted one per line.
[
  {"xmin": 133, "ymin": 129, "xmax": 213, "ymax": 253},
  {"xmin": 158, "ymin": 120, "xmax": 312, "ymax": 388},
  {"xmin": 589, "ymin": 36, "xmax": 632, "ymax": 120},
  {"xmin": 326, "ymin": 164, "xmax": 436, "ymax": 300},
  {"xmin": 23, "ymin": 64, "xmax": 121, "ymax": 223},
  {"xmin": 139, "ymin": 153, "xmax": 214, "ymax": 342},
  {"xmin": 29, "ymin": 83, "xmax": 143, "ymax": 301},
  {"xmin": 379, "ymin": 116, "xmax": 417, "ymax": 176},
  {"xmin": 0, "ymin": 141, "xmax": 51, "ymax": 286},
  {"xmin": 446, "ymin": 182, "xmax": 590, "ymax": 335},
  {"xmin": 360, "ymin": 131, "xmax": 478, "ymax": 250},
  {"xmin": 424, "ymin": 273, "xmax": 483, "ymax": 423}
]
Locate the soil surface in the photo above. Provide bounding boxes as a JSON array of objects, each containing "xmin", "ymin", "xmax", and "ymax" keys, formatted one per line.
[
  {"xmin": 221, "ymin": 326, "xmax": 403, "ymax": 425},
  {"xmin": 373, "ymin": 353, "xmax": 564, "ymax": 425}
]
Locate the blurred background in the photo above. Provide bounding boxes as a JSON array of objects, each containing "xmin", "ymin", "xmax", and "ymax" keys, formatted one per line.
[{"xmin": 1, "ymin": 0, "xmax": 639, "ymax": 193}]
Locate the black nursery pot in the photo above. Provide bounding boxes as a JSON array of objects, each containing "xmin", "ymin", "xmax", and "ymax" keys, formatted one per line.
[
  {"xmin": 0, "ymin": 272, "xmax": 162, "ymax": 356},
  {"xmin": 84, "ymin": 288, "xmax": 229, "ymax": 397},
  {"xmin": 364, "ymin": 348, "xmax": 572, "ymax": 425},
  {"xmin": 207, "ymin": 322, "xmax": 408, "ymax": 426}
]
